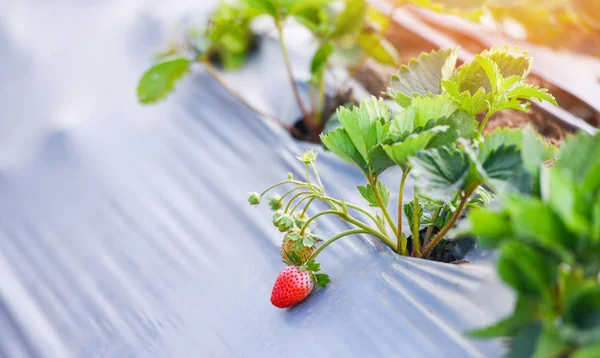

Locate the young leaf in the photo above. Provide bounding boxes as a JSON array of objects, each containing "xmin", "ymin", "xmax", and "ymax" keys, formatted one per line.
[
  {"xmin": 411, "ymin": 95, "xmax": 459, "ymax": 128},
  {"xmin": 321, "ymin": 128, "xmax": 369, "ymax": 174},
  {"xmin": 409, "ymin": 146, "xmax": 471, "ymax": 200},
  {"xmin": 388, "ymin": 48, "xmax": 458, "ymax": 107},
  {"xmin": 310, "ymin": 42, "xmax": 334, "ymax": 79},
  {"xmin": 357, "ymin": 182, "xmax": 389, "ymax": 208},
  {"xmin": 383, "ymin": 126, "xmax": 449, "ymax": 170},
  {"xmin": 337, "ymin": 97, "xmax": 389, "ymax": 163},
  {"xmin": 137, "ymin": 57, "xmax": 191, "ymax": 104}
]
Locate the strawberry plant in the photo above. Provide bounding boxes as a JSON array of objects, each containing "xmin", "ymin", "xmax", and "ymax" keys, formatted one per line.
[
  {"xmin": 249, "ymin": 46, "xmax": 558, "ymax": 307},
  {"xmin": 246, "ymin": 0, "xmax": 400, "ymax": 139},
  {"xmin": 464, "ymin": 131, "xmax": 600, "ymax": 357}
]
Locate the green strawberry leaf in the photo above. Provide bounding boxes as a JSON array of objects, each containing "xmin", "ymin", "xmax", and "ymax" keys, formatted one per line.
[
  {"xmin": 321, "ymin": 128, "xmax": 369, "ymax": 174},
  {"xmin": 501, "ymin": 195, "xmax": 574, "ymax": 262},
  {"xmin": 383, "ymin": 126, "xmax": 449, "ymax": 170},
  {"xmin": 411, "ymin": 94, "xmax": 459, "ymax": 128},
  {"xmin": 521, "ymin": 127, "xmax": 556, "ymax": 182},
  {"xmin": 137, "ymin": 57, "xmax": 191, "ymax": 104},
  {"xmin": 427, "ymin": 110, "xmax": 479, "ymax": 148},
  {"xmin": 314, "ymin": 273, "xmax": 331, "ymax": 288},
  {"xmin": 310, "ymin": 42, "xmax": 334, "ymax": 80},
  {"xmin": 409, "ymin": 146, "xmax": 471, "ymax": 201},
  {"xmin": 506, "ymin": 321, "xmax": 543, "ymax": 358},
  {"xmin": 337, "ymin": 97, "xmax": 389, "ymax": 162},
  {"xmin": 497, "ymin": 241, "xmax": 557, "ymax": 296},
  {"xmin": 466, "ymin": 206, "xmax": 513, "ymax": 248},
  {"xmin": 357, "ymin": 182, "xmax": 389, "ymax": 208},
  {"xmin": 442, "ymin": 80, "xmax": 488, "ymax": 116},
  {"xmin": 556, "ymin": 132, "xmax": 600, "ymax": 187},
  {"xmin": 388, "ymin": 48, "xmax": 458, "ymax": 107}
]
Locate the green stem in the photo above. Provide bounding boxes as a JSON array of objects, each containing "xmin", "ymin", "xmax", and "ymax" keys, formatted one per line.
[
  {"xmin": 478, "ymin": 110, "xmax": 495, "ymax": 135},
  {"xmin": 301, "ymin": 196, "xmax": 316, "ymax": 216},
  {"xmin": 284, "ymin": 191, "xmax": 313, "ymax": 213},
  {"xmin": 300, "ymin": 210, "xmax": 339, "ymax": 235},
  {"xmin": 259, "ymin": 180, "xmax": 297, "ymax": 197},
  {"xmin": 423, "ymin": 207, "xmax": 441, "ymax": 248},
  {"xmin": 280, "ymin": 186, "xmax": 305, "ymax": 201},
  {"xmin": 369, "ymin": 177, "xmax": 398, "ymax": 240},
  {"xmin": 299, "ymin": 210, "xmax": 394, "ymax": 249},
  {"xmin": 289, "ymin": 194, "xmax": 316, "ymax": 214},
  {"xmin": 316, "ymin": 74, "xmax": 325, "ymax": 124},
  {"xmin": 275, "ymin": 20, "xmax": 316, "ymax": 129},
  {"xmin": 411, "ymin": 192, "xmax": 421, "ymax": 257},
  {"xmin": 311, "ymin": 162, "xmax": 325, "ymax": 195},
  {"xmin": 419, "ymin": 190, "xmax": 473, "ymax": 258},
  {"xmin": 304, "ymin": 163, "xmax": 312, "ymax": 189},
  {"xmin": 396, "ymin": 170, "xmax": 409, "ymax": 255},
  {"xmin": 308, "ymin": 229, "xmax": 368, "ymax": 262}
]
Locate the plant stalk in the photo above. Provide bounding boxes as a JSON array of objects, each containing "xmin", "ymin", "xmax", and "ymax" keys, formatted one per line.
[
  {"xmin": 284, "ymin": 191, "xmax": 313, "ymax": 213},
  {"xmin": 275, "ymin": 21, "xmax": 316, "ymax": 129},
  {"xmin": 308, "ymin": 229, "xmax": 368, "ymax": 262},
  {"xmin": 478, "ymin": 110, "xmax": 494, "ymax": 135},
  {"xmin": 369, "ymin": 177, "xmax": 398, "ymax": 244},
  {"xmin": 411, "ymin": 193, "xmax": 421, "ymax": 257},
  {"xmin": 419, "ymin": 190, "xmax": 472, "ymax": 258},
  {"xmin": 422, "ymin": 207, "xmax": 441, "ymax": 248},
  {"xmin": 396, "ymin": 169, "xmax": 409, "ymax": 255}
]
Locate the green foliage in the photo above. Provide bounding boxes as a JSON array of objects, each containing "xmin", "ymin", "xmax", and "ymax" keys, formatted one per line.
[
  {"xmin": 137, "ymin": 57, "xmax": 191, "ymax": 104},
  {"xmin": 466, "ymin": 132, "xmax": 600, "ymax": 356},
  {"xmin": 357, "ymin": 182, "xmax": 390, "ymax": 208}
]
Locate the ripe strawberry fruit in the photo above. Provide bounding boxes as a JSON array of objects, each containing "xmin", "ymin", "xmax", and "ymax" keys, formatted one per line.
[{"xmin": 270, "ymin": 266, "xmax": 314, "ymax": 308}]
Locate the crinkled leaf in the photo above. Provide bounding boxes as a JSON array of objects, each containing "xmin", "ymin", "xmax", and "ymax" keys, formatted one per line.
[
  {"xmin": 337, "ymin": 97, "xmax": 389, "ymax": 162},
  {"xmin": 506, "ymin": 81, "xmax": 558, "ymax": 106},
  {"xmin": 443, "ymin": 80, "xmax": 488, "ymax": 116},
  {"xmin": 357, "ymin": 182, "xmax": 389, "ymax": 208},
  {"xmin": 411, "ymin": 94, "xmax": 459, "ymax": 128},
  {"xmin": 137, "ymin": 57, "xmax": 191, "ymax": 104},
  {"xmin": 357, "ymin": 32, "xmax": 399, "ymax": 67},
  {"xmin": 388, "ymin": 48, "xmax": 458, "ymax": 107},
  {"xmin": 383, "ymin": 126, "xmax": 449, "ymax": 169},
  {"xmin": 409, "ymin": 147, "xmax": 471, "ymax": 200},
  {"xmin": 427, "ymin": 110, "xmax": 478, "ymax": 148},
  {"xmin": 497, "ymin": 241, "xmax": 557, "ymax": 296}
]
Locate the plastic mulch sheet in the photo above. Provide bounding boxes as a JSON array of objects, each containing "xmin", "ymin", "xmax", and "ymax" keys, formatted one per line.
[{"xmin": 0, "ymin": 1, "xmax": 513, "ymax": 357}]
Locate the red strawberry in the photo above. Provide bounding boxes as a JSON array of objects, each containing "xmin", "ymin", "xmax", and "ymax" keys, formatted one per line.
[{"xmin": 270, "ymin": 266, "xmax": 314, "ymax": 308}]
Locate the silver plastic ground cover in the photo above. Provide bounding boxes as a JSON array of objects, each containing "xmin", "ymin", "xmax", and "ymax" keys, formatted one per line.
[{"xmin": 0, "ymin": 1, "xmax": 513, "ymax": 357}]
